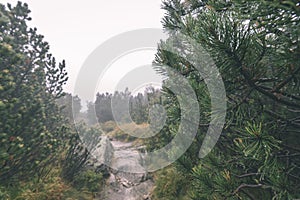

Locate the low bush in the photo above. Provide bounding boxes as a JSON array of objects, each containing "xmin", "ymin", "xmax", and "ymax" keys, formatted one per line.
[
  {"xmin": 101, "ymin": 121, "xmax": 117, "ymax": 133},
  {"xmin": 151, "ymin": 166, "xmax": 190, "ymax": 200},
  {"xmin": 73, "ymin": 170, "xmax": 103, "ymax": 193}
]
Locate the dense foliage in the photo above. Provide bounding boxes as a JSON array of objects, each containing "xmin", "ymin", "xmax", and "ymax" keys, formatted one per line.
[
  {"xmin": 151, "ymin": 0, "xmax": 300, "ymax": 199},
  {"xmin": 0, "ymin": 2, "xmax": 103, "ymax": 199},
  {"xmin": 0, "ymin": 2, "xmax": 68, "ymax": 183},
  {"xmin": 1, "ymin": 0, "xmax": 299, "ymax": 199}
]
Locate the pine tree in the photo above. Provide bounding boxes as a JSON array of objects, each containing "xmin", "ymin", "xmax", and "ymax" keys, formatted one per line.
[
  {"xmin": 95, "ymin": 92, "xmax": 114, "ymax": 123},
  {"xmin": 152, "ymin": 0, "xmax": 300, "ymax": 199},
  {"xmin": 0, "ymin": 2, "xmax": 68, "ymax": 183}
]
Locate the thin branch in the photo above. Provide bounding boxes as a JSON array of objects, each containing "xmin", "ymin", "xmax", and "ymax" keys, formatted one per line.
[
  {"xmin": 264, "ymin": 109, "xmax": 300, "ymax": 128},
  {"xmin": 220, "ymin": 37, "xmax": 300, "ymax": 109},
  {"xmin": 281, "ymin": 144, "xmax": 300, "ymax": 152},
  {"xmin": 272, "ymin": 66, "xmax": 300, "ymax": 93},
  {"xmin": 258, "ymin": 85, "xmax": 300, "ymax": 101},
  {"xmin": 277, "ymin": 153, "xmax": 300, "ymax": 158},
  {"xmin": 240, "ymin": 66, "xmax": 300, "ymax": 109},
  {"xmin": 232, "ymin": 183, "xmax": 271, "ymax": 195},
  {"xmin": 235, "ymin": 172, "xmax": 261, "ymax": 178}
]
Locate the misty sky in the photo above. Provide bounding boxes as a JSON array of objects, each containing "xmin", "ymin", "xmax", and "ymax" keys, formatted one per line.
[{"xmin": 0, "ymin": 0, "xmax": 165, "ymax": 99}]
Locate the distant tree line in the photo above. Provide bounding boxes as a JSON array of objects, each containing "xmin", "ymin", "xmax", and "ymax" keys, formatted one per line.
[
  {"xmin": 56, "ymin": 87, "xmax": 162, "ymax": 127},
  {"xmin": 86, "ymin": 87, "xmax": 162, "ymax": 125}
]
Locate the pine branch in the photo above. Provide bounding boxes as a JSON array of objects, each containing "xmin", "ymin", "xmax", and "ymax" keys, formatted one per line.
[
  {"xmin": 235, "ymin": 172, "xmax": 261, "ymax": 178},
  {"xmin": 232, "ymin": 183, "xmax": 271, "ymax": 195},
  {"xmin": 282, "ymin": 144, "xmax": 300, "ymax": 152},
  {"xmin": 265, "ymin": 109, "xmax": 300, "ymax": 129},
  {"xmin": 220, "ymin": 38, "xmax": 300, "ymax": 109},
  {"xmin": 271, "ymin": 66, "xmax": 300, "ymax": 93},
  {"xmin": 277, "ymin": 153, "xmax": 300, "ymax": 158},
  {"xmin": 258, "ymin": 85, "xmax": 300, "ymax": 101},
  {"xmin": 240, "ymin": 66, "xmax": 300, "ymax": 109}
]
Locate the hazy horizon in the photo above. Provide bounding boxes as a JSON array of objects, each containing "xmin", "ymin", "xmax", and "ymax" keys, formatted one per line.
[{"xmin": 0, "ymin": 0, "xmax": 165, "ymax": 101}]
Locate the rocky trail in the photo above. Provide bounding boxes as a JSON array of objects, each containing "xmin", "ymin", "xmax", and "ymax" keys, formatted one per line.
[{"xmin": 92, "ymin": 137, "xmax": 154, "ymax": 200}]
